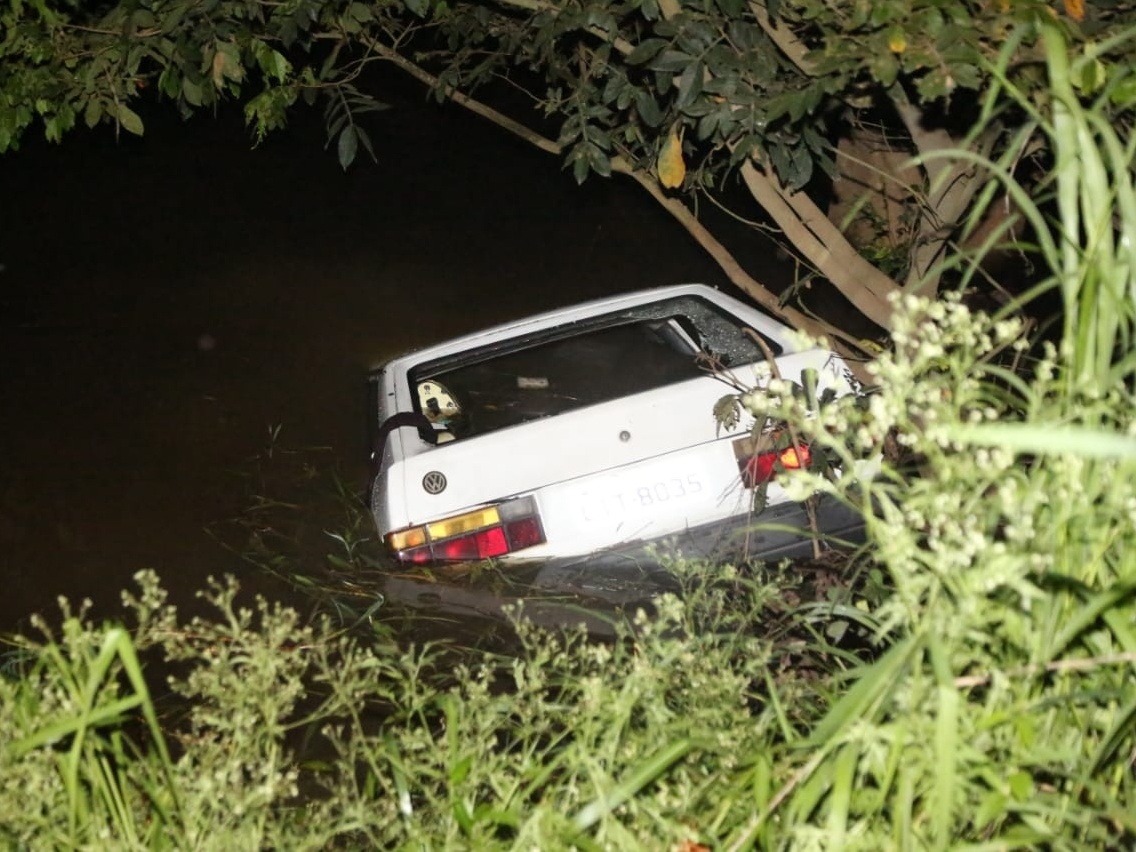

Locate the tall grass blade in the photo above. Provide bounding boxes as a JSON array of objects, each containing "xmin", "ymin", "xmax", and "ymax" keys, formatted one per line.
[
  {"xmin": 1046, "ymin": 582, "xmax": 1136, "ymax": 663},
  {"xmin": 804, "ymin": 634, "xmax": 919, "ymax": 747},
  {"xmin": 946, "ymin": 423, "xmax": 1136, "ymax": 458},
  {"xmin": 930, "ymin": 639, "xmax": 958, "ymax": 847},
  {"xmin": 572, "ymin": 739, "xmax": 697, "ymax": 831}
]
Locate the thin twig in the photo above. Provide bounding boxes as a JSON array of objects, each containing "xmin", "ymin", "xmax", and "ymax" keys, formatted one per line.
[
  {"xmin": 954, "ymin": 651, "xmax": 1136, "ymax": 689},
  {"xmin": 744, "ymin": 328, "xmax": 822, "ymax": 559},
  {"xmin": 726, "ymin": 748, "xmax": 828, "ymax": 852}
]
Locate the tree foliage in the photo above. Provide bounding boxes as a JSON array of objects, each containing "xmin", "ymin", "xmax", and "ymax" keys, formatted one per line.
[{"xmin": 4, "ymin": 0, "xmax": 1136, "ymax": 338}]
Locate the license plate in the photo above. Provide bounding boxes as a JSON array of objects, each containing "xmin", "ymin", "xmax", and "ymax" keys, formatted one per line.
[{"xmin": 573, "ymin": 468, "xmax": 707, "ymax": 531}]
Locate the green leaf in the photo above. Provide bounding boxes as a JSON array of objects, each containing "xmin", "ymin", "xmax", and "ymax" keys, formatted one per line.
[
  {"xmin": 452, "ymin": 799, "xmax": 473, "ymax": 833},
  {"xmin": 404, "ymin": 0, "xmax": 428, "ymax": 18},
  {"xmin": 327, "ymin": 111, "xmax": 349, "ymax": 140},
  {"xmin": 1046, "ymin": 581, "xmax": 1136, "ymax": 662},
  {"xmin": 1071, "ymin": 57, "xmax": 1107, "ymax": 95},
  {"xmin": 157, "ymin": 67, "xmax": 179, "ymax": 99},
  {"xmin": 589, "ymin": 143, "xmax": 612, "ymax": 177},
  {"xmin": 356, "ymin": 125, "xmax": 376, "ymax": 161},
  {"xmin": 974, "ymin": 789, "xmax": 1008, "ymax": 830},
  {"xmin": 793, "ymin": 144, "xmax": 813, "ymax": 186},
  {"xmin": 279, "ymin": 18, "xmax": 298, "ymax": 47},
  {"xmin": 806, "ymin": 635, "xmax": 920, "ymax": 747},
  {"xmin": 1110, "ymin": 74, "xmax": 1136, "ymax": 108},
  {"xmin": 131, "ymin": 8, "xmax": 156, "ymax": 28},
  {"xmin": 1008, "ymin": 770, "xmax": 1033, "ymax": 801},
  {"xmin": 337, "ymin": 124, "xmax": 358, "ymax": 170},
  {"xmin": 761, "ymin": 91, "xmax": 797, "ymax": 125},
  {"xmin": 869, "ymin": 52, "xmax": 900, "ymax": 88},
  {"xmin": 634, "ymin": 90, "xmax": 664, "ymax": 127},
  {"xmin": 626, "ymin": 38, "xmax": 666, "ymax": 66},
  {"xmin": 696, "ymin": 110, "xmax": 719, "ymax": 140},
  {"xmin": 83, "ymin": 98, "xmax": 102, "ymax": 129},
  {"xmin": 13, "ymin": 693, "xmax": 143, "ymax": 754},
  {"xmin": 931, "ymin": 682, "xmax": 959, "ymax": 839},
  {"xmin": 116, "ymin": 104, "xmax": 144, "ymax": 136},
  {"xmin": 951, "ymin": 62, "xmax": 982, "ymax": 89},
  {"xmin": 675, "ymin": 60, "xmax": 703, "ymax": 110},
  {"xmin": 648, "ymin": 50, "xmax": 693, "ymax": 73},
  {"xmin": 824, "ymin": 744, "xmax": 856, "ymax": 842},
  {"xmin": 572, "ymin": 151, "xmax": 589, "ymax": 184},
  {"xmin": 253, "ymin": 40, "xmax": 292, "ymax": 82},
  {"xmin": 349, "ymin": 2, "xmax": 373, "ymax": 21},
  {"xmin": 449, "ymin": 754, "xmax": 472, "ymax": 785},
  {"xmin": 182, "ymin": 77, "xmax": 203, "ymax": 106},
  {"xmin": 584, "ymin": 7, "xmax": 615, "ymax": 34},
  {"xmin": 1091, "ymin": 691, "xmax": 1136, "ymax": 774}
]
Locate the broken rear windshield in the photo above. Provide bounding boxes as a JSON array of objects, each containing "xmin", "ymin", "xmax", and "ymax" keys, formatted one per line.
[{"xmin": 409, "ymin": 295, "xmax": 780, "ymax": 440}]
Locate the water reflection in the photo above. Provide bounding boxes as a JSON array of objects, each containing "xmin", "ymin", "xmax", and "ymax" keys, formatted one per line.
[{"xmin": 0, "ymin": 94, "xmax": 734, "ymax": 632}]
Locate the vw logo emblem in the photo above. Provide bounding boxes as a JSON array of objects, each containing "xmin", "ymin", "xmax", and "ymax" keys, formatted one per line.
[{"xmin": 422, "ymin": 471, "xmax": 447, "ymax": 495}]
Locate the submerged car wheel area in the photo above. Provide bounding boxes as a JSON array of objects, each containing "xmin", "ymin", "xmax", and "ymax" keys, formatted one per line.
[{"xmin": 369, "ymin": 284, "xmax": 863, "ymax": 575}]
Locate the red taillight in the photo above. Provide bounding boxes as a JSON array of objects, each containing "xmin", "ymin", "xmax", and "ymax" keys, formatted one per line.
[
  {"xmin": 385, "ymin": 496, "xmax": 545, "ymax": 565},
  {"xmin": 475, "ymin": 526, "xmax": 508, "ymax": 558},
  {"xmin": 505, "ymin": 516, "xmax": 543, "ymax": 550},
  {"xmin": 435, "ymin": 535, "xmax": 479, "ymax": 561},
  {"xmin": 737, "ymin": 441, "xmax": 811, "ymax": 488}
]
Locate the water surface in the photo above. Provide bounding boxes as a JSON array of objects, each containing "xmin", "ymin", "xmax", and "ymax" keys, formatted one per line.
[{"xmin": 1, "ymin": 91, "xmax": 764, "ymax": 632}]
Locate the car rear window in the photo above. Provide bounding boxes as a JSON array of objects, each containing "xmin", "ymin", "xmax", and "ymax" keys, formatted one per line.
[{"xmin": 409, "ymin": 295, "xmax": 780, "ymax": 440}]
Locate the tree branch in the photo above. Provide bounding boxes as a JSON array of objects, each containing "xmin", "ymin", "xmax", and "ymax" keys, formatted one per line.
[
  {"xmin": 890, "ymin": 89, "xmax": 986, "ymax": 292},
  {"xmin": 614, "ymin": 159, "xmax": 878, "ymax": 378},
  {"xmin": 366, "ymin": 37, "xmax": 867, "ymax": 357},
  {"xmin": 650, "ymin": 0, "xmax": 892, "ymax": 328},
  {"xmin": 366, "ymin": 39, "xmax": 561, "ymax": 156},
  {"xmin": 738, "ymin": 160, "xmax": 898, "ymax": 328},
  {"xmin": 439, "ymin": 0, "xmax": 897, "ymax": 336},
  {"xmin": 481, "ymin": 0, "xmax": 637, "ymax": 55},
  {"xmin": 748, "ymin": 0, "xmax": 817, "ymax": 77}
]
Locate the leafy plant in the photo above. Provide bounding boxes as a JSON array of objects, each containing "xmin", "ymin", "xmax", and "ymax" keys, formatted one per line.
[
  {"xmin": 4, "ymin": 604, "xmax": 182, "ymax": 848},
  {"xmin": 0, "ymin": 562, "xmax": 871, "ymax": 849},
  {"xmin": 716, "ymin": 24, "xmax": 1136, "ymax": 847}
]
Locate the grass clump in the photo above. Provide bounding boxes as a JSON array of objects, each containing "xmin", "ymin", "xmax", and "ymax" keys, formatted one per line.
[
  {"xmin": 735, "ymin": 291, "xmax": 1136, "ymax": 848},
  {"xmin": 0, "ymin": 566, "xmax": 862, "ymax": 849}
]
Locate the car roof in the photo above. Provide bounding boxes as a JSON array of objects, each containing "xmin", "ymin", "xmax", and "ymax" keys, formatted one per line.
[{"xmin": 376, "ymin": 283, "xmax": 792, "ymax": 372}]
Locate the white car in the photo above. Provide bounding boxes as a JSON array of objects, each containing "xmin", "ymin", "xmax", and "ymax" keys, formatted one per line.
[{"xmin": 368, "ymin": 284, "xmax": 862, "ymax": 573}]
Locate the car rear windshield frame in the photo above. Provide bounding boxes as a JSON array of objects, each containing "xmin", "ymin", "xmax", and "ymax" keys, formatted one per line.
[{"xmin": 407, "ymin": 295, "xmax": 782, "ymax": 440}]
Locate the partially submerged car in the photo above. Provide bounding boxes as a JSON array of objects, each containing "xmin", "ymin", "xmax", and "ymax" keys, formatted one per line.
[{"xmin": 368, "ymin": 284, "xmax": 862, "ymax": 574}]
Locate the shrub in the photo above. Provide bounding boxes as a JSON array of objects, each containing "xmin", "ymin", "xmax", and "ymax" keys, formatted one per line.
[{"xmin": 2, "ymin": 565, "xmax": 868, "ymax": 849}]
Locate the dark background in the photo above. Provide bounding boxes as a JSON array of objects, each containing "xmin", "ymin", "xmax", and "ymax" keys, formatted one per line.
[{"xmin": 0, "ymin": 81, "xmax": 798, "ymax": 632}]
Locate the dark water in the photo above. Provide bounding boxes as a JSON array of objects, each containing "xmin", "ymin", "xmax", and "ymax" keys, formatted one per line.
[{"xmin": 0, "ymin": 89, "xmax": 760, "ymax": 633}]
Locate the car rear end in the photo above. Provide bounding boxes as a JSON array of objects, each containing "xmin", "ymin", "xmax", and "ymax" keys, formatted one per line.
[{"xmin": 369, "ymin": 285, "xmax": 860, "ymax": 568}]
